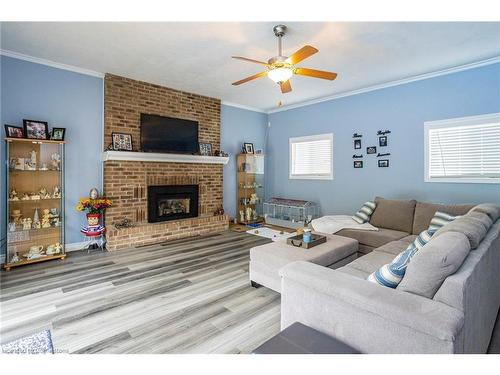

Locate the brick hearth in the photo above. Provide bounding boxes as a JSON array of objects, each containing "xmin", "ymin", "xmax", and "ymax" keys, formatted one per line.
[{"xmin": 103, "ymin": 74, "xmax": 228, "ymax": 250}]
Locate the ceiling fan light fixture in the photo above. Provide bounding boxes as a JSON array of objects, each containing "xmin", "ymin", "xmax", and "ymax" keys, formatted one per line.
[{"xmin": 267, "ymin": 67, "xmax": 293, "ymax": 83}]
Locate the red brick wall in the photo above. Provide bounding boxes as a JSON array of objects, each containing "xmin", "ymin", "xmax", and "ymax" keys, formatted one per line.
[{"xmin": 103, "ymin": 74, "xmax": 227, "ymax": 250}]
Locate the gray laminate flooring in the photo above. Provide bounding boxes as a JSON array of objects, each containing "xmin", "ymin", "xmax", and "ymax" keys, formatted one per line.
[
  {"xmin": 0, "ymin": 231, "xmax": 280, "ymax": 353},
  {"xmin": 1, "ymin": 230, "xmax": 499, "ymax": 354}
]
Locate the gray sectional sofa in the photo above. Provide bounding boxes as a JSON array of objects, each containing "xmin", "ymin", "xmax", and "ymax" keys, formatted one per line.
[{"xmin": 280, "ymin": 198, "xmax": 500, "ymax": 353}]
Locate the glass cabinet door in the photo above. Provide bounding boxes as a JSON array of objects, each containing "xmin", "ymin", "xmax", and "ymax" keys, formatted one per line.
[
  {"xmin": 236, "ymin": 153, "xmax": 265, "ymax": 224},
  {"xmin": 5, "ymin": 138, "xmax": 65, "ymax": 270}
]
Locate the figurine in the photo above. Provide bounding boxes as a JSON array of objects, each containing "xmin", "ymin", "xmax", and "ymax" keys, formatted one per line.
[
  {"xmin": 54, "ymin": 243, "xmax": 62, "ymax": 254},
  {"xmin": 33, "ymin": 208, "xmax": 40, "ymax": 229},
  {"xmin": 39, "ymin": 187, "xmax": 51, "ymax": 199},
  {"xmin": 52, "ymin": 186, "xmax": 61, "ymax": 198},
  {"xmin": 239, "ymin": 210, "xmax": 245, "ymax": 223},
  {"xmin": 9, "ymin": 189, "xmax": 19, "ymax": 201},
  {"xmin": 30, "ymin": 150, "xmax": 37, "ymax": 166},
  {"xmin": 22, "ymin": 218, "xmax": 32, "ymax": 230},
  {"xmin": 33, "ymin": 220, "xmax": 41, "ymax": 229},
  {"xmin": 40, "ymin": 163, "xmax": 48, "ymax": 171},
  {"xmin": 252, "ymin": 209, "xmax": 258, "ymax": 221},
  {"xmin": 11, "ymin": 252, "xmax": 20, "ymax": 263},
  {"xmin": 89, "ymin": 188, "xmax": 99, "ymax": 199},
  {"xmin": 9, "ymin": 222, "xmax": 16, "ymax": 232},
  {"xmin": 26, "ymin": 150, "xmax": 37, "ymax": 170},
  {"xmin": 21, "ymin": 193, "xmax": 30, "ymax": 201},
  {"xmin": 246, "ymin": 207, "xmax": 253, "ymax": 222},
  {"xmin": 14, "ymin": 158, "xmax": 25, "ymax": 170},
  {"xmin": 30, "ymin": 193, "xmax": 41, "ymax": 200},
  {"xmin": 250, "ymin": 193, "xmax": 258, "ymax": 205},
  {"xmin": 51, "ymin": 153, "xmax": 61, "ymax": 171},
  {"xmin": 41, "ymin": 209, "xmax": 51, "ymax": 228},
  {"xmin": 11, "ymin": 209, "xmax": 21, "ymax": 223}
]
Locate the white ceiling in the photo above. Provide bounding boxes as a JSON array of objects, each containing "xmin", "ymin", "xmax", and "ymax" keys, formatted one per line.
[{"xmin": 1, "ymin": 22, "xmax": 499, "ymax": 111}]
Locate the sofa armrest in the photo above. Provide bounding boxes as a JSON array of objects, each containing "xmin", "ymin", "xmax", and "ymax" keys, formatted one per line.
[{"xmin": 280, "ymin": 261, "xmax": 464, "ymax": 344}]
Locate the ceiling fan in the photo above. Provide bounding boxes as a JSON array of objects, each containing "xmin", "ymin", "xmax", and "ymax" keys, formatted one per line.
[{"xmin": 231, "ymin": 24, "xmax": 337, "ymax": 94}]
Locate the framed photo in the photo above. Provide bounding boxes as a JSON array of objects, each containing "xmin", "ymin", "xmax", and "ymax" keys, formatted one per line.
[
  {"xmin": 199, "ymin": 142, "xmax": 213, "ymax": 156},
  {"xmin": 354, "ymin": 139, "xmax": 361, "ymax": 149},
  {"xmin": 367, "ymin": 146, "xmax": 377, "ymax": 154},
  {"xmin": 378, "ymin": 159, "xmax": 389, "ymax": 168},
  {"xmin": 244, "ymin": 143, "xmax": 254, "ymax": 154},
  {"xmin": 51, "ymin": 127, "xmax": 66, "ymax": 141},
  {"xmin": 4, "ymin": 124, "xmax": 24, "ymax": 138},
  {"xmin": 23, "ymin": 119, "xmax": 49, "ymax": 140},
  {"xmin": 112, "ymin": 132, "xmax": 133, "ymax": 151},
  {"xmin": 379, "ymin": 136, "xmax": 388, "ymax": 147},
  {"xmin": 353, "ymin": 160, "xmax": 363, "ymax": 168}
]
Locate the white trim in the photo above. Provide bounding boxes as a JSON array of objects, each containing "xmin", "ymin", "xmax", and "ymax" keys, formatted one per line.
[
  {"xmin": 102, "ymin": 150, "xmax": 229, "ymax": 164},
  {"xmin": 0, "ymin": 49, "xmax": 105, "ymax": 78},
  {"xmin": 424, "ymin": 112, "xmax": 500, "ymax": 184},
  {"xmin": 268, "ymin": 56, "xmax": 500, "ymax": 114},
  {"xmin": 221, "ymin": 101, "xmax": 266, "ymax": 114},
  {"xmin": 65, "ymin": 241, "xmax": 89, "ymax": 252},
  {"xmin": 289, "ymin": 133, "xmax": 334, "ymax": 180}
]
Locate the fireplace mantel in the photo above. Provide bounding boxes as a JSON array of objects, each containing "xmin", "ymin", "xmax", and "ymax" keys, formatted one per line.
[{"xmin": 102, "ymin": 151, "xmax": 229, "ymax": 165}]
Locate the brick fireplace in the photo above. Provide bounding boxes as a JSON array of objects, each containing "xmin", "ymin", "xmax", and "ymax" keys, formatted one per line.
[{"xmin": 103, "ymin": 74, "xmax": 229, "ymax": 251}]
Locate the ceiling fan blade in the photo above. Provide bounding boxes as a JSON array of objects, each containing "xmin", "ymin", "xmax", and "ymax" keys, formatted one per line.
[
  {"xmin": 232, "ymin": 71, "xmax": 268, "ymax": 86},
  {"xmin": 280, "ymin": 80, "xmax": 292, "ymax": 94},
  {"xmin": 286, "ymin": 45, "xmax": 318, "ymax": 65},
  {"xmin": 232, "ymin": 56, "xmax": 270, "ymax": 66},
  {"xmin": 294, "ymin": 67, "xmax": 337, "ymax": 80}
]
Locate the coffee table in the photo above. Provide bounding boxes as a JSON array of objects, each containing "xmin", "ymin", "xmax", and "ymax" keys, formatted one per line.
[{"xmin": 249, "ymin": 233, "xmax": 358, "ymax": 292}]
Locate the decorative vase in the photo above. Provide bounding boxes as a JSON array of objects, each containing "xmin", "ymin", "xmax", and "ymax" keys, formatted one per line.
[{"xmin": 86, "ymin": 213, "xmax": 101, "ymax": 228}]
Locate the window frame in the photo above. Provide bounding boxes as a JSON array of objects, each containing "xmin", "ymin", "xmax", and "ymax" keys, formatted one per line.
[
  {"xmin": 424, "ymin": 112, "xmax": 500, "ymax": 184},
  {"xmin": 289, "ymin": 133, "xmax": 334, "ymax": 180}
]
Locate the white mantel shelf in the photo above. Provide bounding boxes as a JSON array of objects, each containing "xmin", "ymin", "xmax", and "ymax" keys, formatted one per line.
[{"xmin": 102, "ymin": 151, "xmax": 229, "ymax": 165}]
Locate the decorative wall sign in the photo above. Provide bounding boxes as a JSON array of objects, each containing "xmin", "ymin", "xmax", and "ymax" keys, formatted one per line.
[
  {"xmin": 379, "ymin": 136, "xmax": 387, "ymax": 147},
  {"xmin": 352, "ymin": 154, "xmax": 363, "ymax": 159},
  {"xmin": 377, "ymin": 152, "xmax": 391, "ymax": 157},
  {"xmin": 378, "ymin": 159, "xmax": 389, "ymax": 168},
  {"xmin": 112, "ymin": 132, "xmax": 133, "ymax": 151},
  {"xmin": 354, "ymin": 161, "xmax": 363, "ymax": 168},
  {"xmin": 367, "ymin": 146, "xmax": 377, "ymax": 154},
  {"xmin": 354, "ymin": 139, "xmax": 362, "ymax": 149},
  {"xmin": 353, "ymin": 133, "xmax": 363, "ymax": 138},
  {"xmin": 377, "ymin": 130, "xmax": 391, "ymax": 136},
  {"xmin": 199, "ymin": 142, "xmax": 213, "ymax": 156}
]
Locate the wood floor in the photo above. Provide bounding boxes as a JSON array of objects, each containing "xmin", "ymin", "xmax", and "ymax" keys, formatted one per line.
[{"xmin": 0, "ymin": 231, "xmax": 281, "ymax": 354}]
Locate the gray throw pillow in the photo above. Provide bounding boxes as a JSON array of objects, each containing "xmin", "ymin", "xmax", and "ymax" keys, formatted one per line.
[
  {"xmin": 433, "ymin": 215, "xmax": 487, "ymax": 249},
  {"xmin": 397, "ymin": 231, "xmax": 470, "ymax": 298},
  {"xmin": 470, "ymin": 203, "xmax": 500, "ymax": 222},
  {"xmin": 466, "ymin": 211, "xmax": 493, "ymax": 232}
]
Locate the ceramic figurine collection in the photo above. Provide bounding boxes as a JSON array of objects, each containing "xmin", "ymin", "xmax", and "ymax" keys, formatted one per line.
[{"xmin": 9, "ymin": 149, "xmax": 61, "ymax": 172}]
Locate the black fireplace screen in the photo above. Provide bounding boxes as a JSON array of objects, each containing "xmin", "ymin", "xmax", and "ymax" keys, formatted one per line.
[{"xmin": 147, "ymin": 185, "xmax": 198, "ymax": 223}]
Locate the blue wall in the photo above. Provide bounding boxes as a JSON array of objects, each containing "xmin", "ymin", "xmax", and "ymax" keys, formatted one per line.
[
  {"xmin": 221, "ymin": 104, "xmax": 267, "ymax": 218},
  {"xmin": 267, "ymin": 62, "xmax": 500, "ymax": 215},
  {"xmin": 1, "ymin": 56, "xmax": 103, "ymax": 250}
]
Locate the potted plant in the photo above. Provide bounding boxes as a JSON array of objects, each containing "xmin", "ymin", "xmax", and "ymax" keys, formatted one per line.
[{"xmin": 76, "ymin": 197, "xmax": 112, "ymax": 227}]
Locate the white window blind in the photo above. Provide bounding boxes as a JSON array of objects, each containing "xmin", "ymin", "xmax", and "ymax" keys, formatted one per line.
[
  {"xmin": 425, "ymin": 113, "xmax": 500, "ymax": 183},
  {"xmin": 289, "ymin": 133, "xmax": 333, "ymax": 180}
]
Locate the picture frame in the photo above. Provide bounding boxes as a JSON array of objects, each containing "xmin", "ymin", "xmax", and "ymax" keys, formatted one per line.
[
  {"xmin": 23, "ymin": 119, "xmax": 49, "ymax": 140},
  {"xmin": 51, "ymin": 127, "xmax": 66, "ymax": 141},
  {"xmin": 378, "ymin": 159, "xmax": 389, "ymax": 168},
  {"xmin": 4, "ymin": 124, "xmax": 25, "ymax": 138},
  {"xmin": 354, "ymin": 139, "xmax": 361, "ymax": 149},
  {"xmin": 112, "ymin": 132, "xmax": 133, "ymax": 151},
  {"xmin": 244, "ymin": 143, "xmax": 254, "ymax": 154},
  {"xmin": 367, "ymin": 146, "xmax": 377, "ymax": 154},
  {"xmin": 379, "ymin": 136, "xmax": 388, "ymax": 147},
  {"xmin": 199, "ymin": 142, "xmax": 213, "ymax": 156},
  {"xmin": 353, "ymin": 160, "xmax": 363, "ymax": 168}
]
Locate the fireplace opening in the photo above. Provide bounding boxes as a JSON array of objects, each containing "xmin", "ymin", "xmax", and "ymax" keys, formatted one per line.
[{"xmin": 148, "ymin": 185, "xmax": 198, "ymax": 223}]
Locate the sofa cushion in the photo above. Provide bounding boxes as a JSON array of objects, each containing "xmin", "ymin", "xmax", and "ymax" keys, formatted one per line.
[
  {"xmin": 346, "ymin": 251, "xmax": 395, "ymax": 274},
  {"xmin": 375, "ymin": 239, "xmax": 414, "ymax": 256},
  {"xmin": 336, "ymin": 227, "xmax": 408, "ymax": 248},
  {"xmin": 367, "ymin": 228, "xmax": 436, "ymax": 288},
  {"xmin": 352, "ymin": 201, "xmax": 377, "ymax": 224},
  {"xmin": 466, "ymin": 211, "xmax": 493, "ymax": 232},
  {"xmin": 398, "ymin": 232, "xmax": 471, "ymax": 298},
  {"xmin": 470, "ymin": 203, "xmax": 500, "ymax": 222},
  {"xmin": 369, "ymin": 197, "xmax": 417, "ymax": 233},
  {"xmin": 412, "ymin": 202, "xmax": 474, "ymax": 234},
  {"xmin": 336, "ymin": 265, "xmax": 370, "ymax": 280},
  {"xmin": 434, "ymin": 215, "xmax": 488, "ymax": 250}
]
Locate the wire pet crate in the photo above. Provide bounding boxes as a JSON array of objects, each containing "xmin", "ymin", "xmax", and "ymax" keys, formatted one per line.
[{"xmin": 263, "ymin": 197, "xmax": 320, "ymax": 229}]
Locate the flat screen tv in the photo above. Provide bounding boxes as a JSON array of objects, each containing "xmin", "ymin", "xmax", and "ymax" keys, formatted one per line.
[{"xmin": 140, "ymin": 113, "xmax": 199, "ymax": 154}]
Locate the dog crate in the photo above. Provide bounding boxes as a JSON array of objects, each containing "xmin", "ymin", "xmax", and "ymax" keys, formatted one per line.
[{"xmin": 263, "ymin": 197, "xmax": 320, "ymax": 229}]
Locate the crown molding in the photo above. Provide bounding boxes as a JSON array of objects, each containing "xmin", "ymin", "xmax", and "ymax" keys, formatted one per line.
[
  {"xmin": 0, "ymin": 49, "xmax": 104, "ymax": 78},
  {"xmin": 221, "ymin": 101, "xmax": 266, "ymax": 113},
  {"xmin": 267, "ymin": 55, "xmax": 500, "ymax": 114}
]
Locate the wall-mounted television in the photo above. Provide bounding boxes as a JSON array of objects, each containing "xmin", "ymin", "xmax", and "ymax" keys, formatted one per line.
[{"xmin": 140, "ymin": 113, "xmax": 199, "ymax": 154}]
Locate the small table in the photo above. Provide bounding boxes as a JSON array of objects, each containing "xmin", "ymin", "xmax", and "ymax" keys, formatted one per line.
[{"xmin": 253, "ymin": 322, "xmax": 360, "ymax": 354}]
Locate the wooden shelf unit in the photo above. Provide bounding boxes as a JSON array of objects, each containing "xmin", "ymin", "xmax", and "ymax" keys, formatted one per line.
[
  {"xmin": 4, "ymin": 137, "xmax": 65, "ymax": 270},
  {"xmin": 236, "ymin": 153, "xmax": 265, "ymax": 224}
]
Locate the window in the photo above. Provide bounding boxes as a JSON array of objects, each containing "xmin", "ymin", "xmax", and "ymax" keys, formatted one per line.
[
  {"xmin": 424, "ymin": 113, "xmax": 500, "ymax": 184},
  {"xmin": 289, "ymin": 133, "xmax": 333, "ymax": 180}
]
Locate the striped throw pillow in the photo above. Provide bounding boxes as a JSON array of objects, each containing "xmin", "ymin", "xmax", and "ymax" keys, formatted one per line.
[
  {"xmin": 367, "ymin": 228, "xmax": 436, "ymax": 288},
  {"xmin": 429, "ymin": 211, "xmax": 460, "ymax": 230},
  {"xmin": 352, "ymin": 201, "xmax": 377, "ymax": 224}
]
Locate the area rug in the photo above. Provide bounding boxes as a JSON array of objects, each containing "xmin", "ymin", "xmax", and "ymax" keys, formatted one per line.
[
  {"xmin": 246, "ymin": 227, "xmax": 296, "ymax": 241},
  {"xmin": 1, "ymin": 330, "xmax": 54, "ymax": 354}
]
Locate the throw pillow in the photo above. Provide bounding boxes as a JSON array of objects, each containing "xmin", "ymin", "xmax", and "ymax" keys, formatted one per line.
[
  {"xmin": 352, "ymin": 201, "xmax": 376, "ymax": 224},
  {"xmin": 367, "ymin": 228, "xmax": 436, "ymax": 288},
  {"xmin": 428, "ymin": 211, "xmax": 460, "ymax": 231}
]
